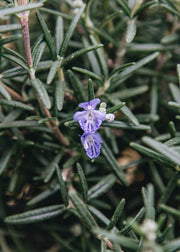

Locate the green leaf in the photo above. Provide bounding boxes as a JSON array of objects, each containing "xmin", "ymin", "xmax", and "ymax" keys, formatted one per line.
[
  {"xmin": 63, "ymin": 155, "xmax": 79, "ymax": 169},
  {"xmin": 59, "ymin": 4, "xmax": 85, "ymax": 56},
  {"xmin": 31, "ymin": 78, "xmax": 51, "ymax": 109},
  {"xmin": 111, "ymin": 85, "xmax": 148, "ymax": 100},
  {"xmin": 109, "ymin": 52, "xmax": 159, "ymax": 92},
  {"xmin": 105, "ymin": 95, "xmax": 139, "ymax": 125},
  {"xmin": 55, "ymin": 80, "xmax": 65, "ymax": 111},
  {"xmin": 40, "ymin": 7, "xmax": 73, "ymax": 21},
  {"xmin": 4, "ymin": 204, "xmax": 64, "ymax": 224},
  {"xmin": 36, "ymin": 11, "xmax": 56, "ymax": 60},
  {"xmin": 43, "ymin": 152, "xmax": 63, "ymax": 183},
  {"xmin": 0, "ymin": 2, "xmax": 43, "ymax": 17},
  {"xmin": 0, "ymin": 147, "xmax": 14, "ymax": 176},
  {"xmin": 47, "ymin": 58, "xmax": 63, "ymax": 85},
  {"xmin": 158, "ymin": 171, "xmax": 180, "ymax": 206},
  {"xmin": 94, "ymin": 228, "xmax": 139, "ymax": 250},
  {"xmin": 69, "ymin": 191, "xmax": 98, "ymax": 229},
  {"xmin": 2, "ymin": 53, "xmax": 28, "ymax": 71},
  {"xmin": 101, "ymin": 141, "xmax": 129, "ymax": 186},
  {"xmin": 130, "ymin": 142, "xmax": 177, "ymax": 168},
  {"xmin": 55, "ymin": 16, "xmax": 64, "ymax": 54},
  {"xmin": 0, "ymin": 82, "xmax": 11, "ymax": 100},
  {"xmin": 0, "ymin": 24, "xmax": 21, "ymax": 33},
  {"xmin": 56, "ymin": 165, "xmax": 69, "ymax": 207},
  {"xmin": 0, "ymin": 99, "xmax": 33, "ymax": 111},
  {"xmin": 99, "ymin": 10, "xmax": 122, "ymax": 28},
  {"xmin": 62, "ymin": 44, "xmax": 103, "ymax": 66},
  {"xmin": 169, "ymin": 83, "xmax": 180, "ymax": 103},
  {"xmin": 126, "ymin": 19, "xmax": 136, "ymax": 43},
  {"xmin": 88, "ymin": 79, "xmax": 95, "ymax": 100},
  {"xmin": 27, "ymin": 184, "xmax": 60, "ymax": 206},
  {"xmin": 177, "ymin": 64, "xmax": 180, "ymax": 86},
  {"xmin": 116, "ymin": 0, "xmax": 131, "ymax": 17},
  {"xmin": 168, "ymin": 101, "xmax": 180, "ymax": 110},
  {"xmin": 88, "ymin": 174, "xmax": 116, "ymax": 201},
  {"xmin": 82, "ymin": 37, "xmax": 102, "ymax": 77},
  {"xmin": 119, "ymin": 207, "xmax": 145, "ymax": 235},
  {"xmin": 3, "ymin": 46, "xmax": 27, "ymax": 64},
  {"xmin": 32, "ymin": 40, "xmax": 46, "ymax": 70},
  {"xmin": 67, "ymin": 70, "xmax": 86, "ymax": 103},
  {"xmin": 90, "ymin": 35, "xmax": 108, "ymax": 77},
  {"xmin": 88, "ymin": 205, "xmax": 111, "ymax": 226},
  {"xmin": 51, "ymin": 232, "xmax": 79, "ymax": 252},
  {"xmin": 142, "ymin": 136, "xmax": 180, "ymax": 167},
  {"xmin": 163, "ymin": 238, "xmax": 180, "ymax": 252},
  {"xmin": 102, "ymin": 121, "xmax": 150, "ymax": 131},
  {"xmin": 107, "ymin": 62, "xmax": 135, "ymax": 80},
  {"xmin": 76, "ymin": 163, "xmax": 88, "ymax": 203},
  {"xmin": 106, "ymin": 199, "xmax": 125, "ymax": 230},
  {"xmin": 72, "ymin": 67, "xmax": 103, "ymax": 82},
  {"xmin": 0, "ymin": 120, "xmax": 38, "ymax": 129},
  {"xmin": 142, "ymin": 184, "xmax": 155, "ymax": 219},
  {"xmin": 159, "ymin": 204, "xmax": 180, "ymax": 218}
]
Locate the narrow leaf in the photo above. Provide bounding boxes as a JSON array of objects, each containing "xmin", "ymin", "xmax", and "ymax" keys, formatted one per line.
[
  {"xmin": 126, "ymin": 19, "xmax": 137, "ymax": 43},
  {"xmin": 47, "ymin": 58, "xmax": 62, "ymax": 85},
  {"xmin": 69, "ymin": 191, "xmax": 98, "ymax": 229},
  {"xmin": 32, "ymin": 40, "xmax": 46, "ymax": 70},
  {"xmin": 88, "ymin": 174, "xmax": 116, "ymax": 201},
  {"xmin": 142, "ymin": 136, "xmax": 180, "ymax": 166},
  {"xmin": 101, "ymin": 141, "xmax": 129, "ymax": 186},
  {"xmin": 5, "ymin": 205, "xmax": 64, "ymax": 224},
  {"xmin": 0, "ymin": 120, "xmax": 38, "ymax": 129},
  {"xmin": 0, "ymin": 82, "xmax": 11, "ymax": 100},
  {"xmin": 0, "ymin": 2, "xmax": 43, "ymax": 17},
  {"xmin": 59, "ymin": 5, "xmax": 85, "ymax": 56},
  {"xmin": 109, "ymin": 52, "xmax": 159, "ymax": 91},
  {"xmin": 36, "ymin": 11, "xmax": 56, "ymax": 60},
  {"xmin": 130, "ymin": 142, "xmax": 177, "ymax": 168},
  {"xmin": 72, "ymin": 67, "xmax": 103, "ymax": 82},
  {"xmin": 90, "ymin": 35, "xmax": 108, "ymax": 77},
  {"xmin": 106, "ymin": 199, "xmax": 125, "ymax": 230},
  {"xmin": 2, "ymin": 53, "xmax": 28, "ymax": 71},
  {"xmin": 0, "ymin": 148, "xmax": 14, "ymax": 176},
  {"xmin": 56, "ymin": 165, "xmax": 69, "ymax": 207},
  {"xmin": 0, "ymin": 99, "xmax": 33, "ymax": 111},
  {"xmin": 159, "ymin": 204, "xmax": 180, "ymax": 218},
  {"xmin": 62, "ymin": 44, "xmax": 103, "ymax": 66},
  {"xmin": 55, "ymin": 80, "xmax": 65, "ymax": 111},
  {"xmin": 105, "ymin": 95, "xmax": 139, "ymax": 125},
  {"xmin": 88, "ymin": 79, "xmax": 95, "ymax": 100},
  {"xmin": 31, "ymin": 78, "xmax": 51, "ymax": 109},
  {"xmin": 76, "ymin": 163, "xmax": 88, "ymax": 203},
  {"xmin": 67, "ymin": 70, "xmax": 86, "ymax": 103},
  {"xmin": 55, "ymin": 16, "xmax": 64, "ymax": 54}
]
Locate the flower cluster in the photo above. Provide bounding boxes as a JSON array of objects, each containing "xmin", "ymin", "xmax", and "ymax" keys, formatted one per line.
[{"xmin": 74, "ymin": 98, "xmax": 114, "ymax": 159}]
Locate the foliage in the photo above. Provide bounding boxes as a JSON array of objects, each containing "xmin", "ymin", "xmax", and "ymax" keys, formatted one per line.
[{"xmin": 0, "ymin": 0, "xmax": 180, "ymax": 251}]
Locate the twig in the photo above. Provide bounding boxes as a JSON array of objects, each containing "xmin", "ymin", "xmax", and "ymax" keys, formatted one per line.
[{"xmin": 18, "ymin": 4, "xmax": 68, "ymax": 146}]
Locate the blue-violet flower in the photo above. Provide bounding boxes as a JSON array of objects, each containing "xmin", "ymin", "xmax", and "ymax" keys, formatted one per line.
[
  {"xmin": 73, "ymin": 98, "xmax": 106, "ymax": 133},
  {"xmin": 81, "ymin": 132, "xmax": 103, "ymax": 159}
]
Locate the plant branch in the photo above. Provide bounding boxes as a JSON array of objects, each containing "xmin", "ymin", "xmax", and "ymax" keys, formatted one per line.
[{"xmin": 19, "ymin": 9, "xmax": 68, "ymax": 146}]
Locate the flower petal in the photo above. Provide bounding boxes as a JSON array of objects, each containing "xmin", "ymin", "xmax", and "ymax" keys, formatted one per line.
[
  {"xmin": 79, "ymin": 98, "xmax": 100, "ymax": 110},
  {"xmin": 81, "ymin": 133, "xmax": 102, "ymax": 159},
  {"xmin": 73, "ymin": 111, "xmax": 87, "ymax": 121}
]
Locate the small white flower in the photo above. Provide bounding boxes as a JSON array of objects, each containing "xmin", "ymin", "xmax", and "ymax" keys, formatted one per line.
[
  {"xmin": 141, "ymin": 219, "xmax": 157, "ymax": 241},
  {"xmin": 105, "ymin": 113, "xmax": 115, "ymax": 122}
]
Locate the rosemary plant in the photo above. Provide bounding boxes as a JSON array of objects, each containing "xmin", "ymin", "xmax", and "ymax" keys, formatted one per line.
[{"xmin": 0, "ymin": 0, "xmax": 180, "ymax": 251}]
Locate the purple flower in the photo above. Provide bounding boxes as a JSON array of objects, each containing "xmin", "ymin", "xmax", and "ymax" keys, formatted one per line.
[
  {"xmin": 73, "ymin": 98, "xmax": 106, "ymax": 133},
  {"xmin": 81, "ymin": 132, "xmax": 103, "ymax": 159}
]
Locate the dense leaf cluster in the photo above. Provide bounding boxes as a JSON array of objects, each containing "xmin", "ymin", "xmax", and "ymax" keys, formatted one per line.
[{"xmin": 0, "ymin": 0, "xmax": 180, "ymax": 251}]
